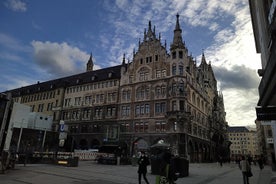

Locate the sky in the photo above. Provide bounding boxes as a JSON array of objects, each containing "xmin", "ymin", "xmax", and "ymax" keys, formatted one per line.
[{"xmin": 0, "ymin": 0, "xmax": 261, "ymax": 127}]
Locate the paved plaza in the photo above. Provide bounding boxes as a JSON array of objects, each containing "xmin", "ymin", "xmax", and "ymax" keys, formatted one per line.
[{"xmin": 0, "ymin": 161, "xmax": 275, "ymax": 184}]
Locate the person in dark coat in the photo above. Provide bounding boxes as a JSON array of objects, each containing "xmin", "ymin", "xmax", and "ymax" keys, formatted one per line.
[
  {"xmin": 138, "ymin": 151, "xmax": 150, "ymax": 184},
  {"xmin": 257, "ymin": 155, "xmax": 264, "ymax": 170},
  {"xmin": 160, "ymin": 152, "xmax": 177, "ymax": 184}
]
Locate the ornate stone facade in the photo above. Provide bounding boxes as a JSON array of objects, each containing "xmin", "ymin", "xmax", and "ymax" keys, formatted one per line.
[{"xmin": 5, "ymin": 15, "xmax": 228, "ymax": 162}]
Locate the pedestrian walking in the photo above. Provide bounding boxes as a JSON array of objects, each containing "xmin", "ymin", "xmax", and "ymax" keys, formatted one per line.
[
  {"xmin": 219, "ymin": 156, "xmax": 223, "ymax": 167},
  {"xmin": 24, "ymin": 144, "xmax": 33, "ymax": 166},
  {"xmin": 240, "ymin": 156, "xmax": 252, "ymax": 184},
  {"xmin": 138, "ymin": 151, "xmax": 150, "ymax": 184},
  {"xmin": 257, "ymin": 155, "xmax": 264, "ymax": 170}
]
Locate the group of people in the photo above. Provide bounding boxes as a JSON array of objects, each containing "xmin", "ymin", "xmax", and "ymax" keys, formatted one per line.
[
  {"xmin": 137, "ymin": 151, "xmax": 177, "ymax": 184},
  {"xmin": 138, "ymin": 151, "xmax": 266, "ymax": 184}
]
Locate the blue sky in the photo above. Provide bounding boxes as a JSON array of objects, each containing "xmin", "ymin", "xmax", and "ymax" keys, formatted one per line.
[{"xmin": 0, "ymin": 0, "xmax": 261, "ymax": 127}]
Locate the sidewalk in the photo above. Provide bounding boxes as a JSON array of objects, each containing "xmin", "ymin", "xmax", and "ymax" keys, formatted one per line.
[
  {"xmin": 256, "ymin": 166, "xmax": 273, "ymax": 184},
  {"xmin": 0, "ymin": 162, "xmax": 275, "ymax": 184}
]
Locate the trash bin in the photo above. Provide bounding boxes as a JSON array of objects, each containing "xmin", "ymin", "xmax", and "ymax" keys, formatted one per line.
[
  {"xmin": 68, "ymin": 157, "xmax": 79, "ymax": 167},
  {"xmin": 172, "ymin": 157, "xmax": 189, "ymax": 177}
]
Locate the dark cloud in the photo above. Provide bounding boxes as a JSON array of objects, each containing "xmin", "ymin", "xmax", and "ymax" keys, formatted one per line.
[{"xmin": 213, "ymin": 65, "xmax": 260, "ymax": 90}]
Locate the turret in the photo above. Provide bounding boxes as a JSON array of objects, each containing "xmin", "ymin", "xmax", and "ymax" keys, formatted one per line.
[{"xmin": 86, "ymin": 53, "xmax": 94, "ymax": 72}]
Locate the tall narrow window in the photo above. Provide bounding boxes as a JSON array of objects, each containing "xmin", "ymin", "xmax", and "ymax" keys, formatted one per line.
[
  {"xmin": 172, "ymin": 65, "xmax": 176, "ymax": 75},
  {"xmin": 179, "ymin": 65, "xmax": 183, "ymax": 75},
  {"xmin": 179, "ymin": 51, "xmax": 183, "ymax": 59},
  {"xmin": 172, "ymin": 52, "xmax": 176, "ymax": 59},
  {"xmin": 155, "ymin": 55, "xmax": 158, "ymax": 61}
]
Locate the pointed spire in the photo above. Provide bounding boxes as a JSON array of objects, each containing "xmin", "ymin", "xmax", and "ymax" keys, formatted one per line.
[
  {"xmin": 122, "ymin": 53, "xmax": 126, "ymax": 65},
  {"xmin": 148, "ymin": 21, "xmax": 152, "ymax": 31},
  {"xmin": 201, "ymin": 49, "xmax": 207, "ymax": 64},
  {"xmin": 159, "ymin": 33, "xmax": 161, "ymax": 40},
  {"xmin": 146, "ymin": 20, "xmax": 154, "ymax": 40},
  {"xmin": 170, "ymin": 14, "xmax": 185, "ymax": 50},
  {"xmin": 86, "ymin": 52, "xmax": 94, "ymax": 72},
  {"xmin": 175, "ymin": 13, "xmax": 181, "ymax": 31},
  {"xmin": 144, "ymin": 28, "xmax": 146, "ymax": 41}
]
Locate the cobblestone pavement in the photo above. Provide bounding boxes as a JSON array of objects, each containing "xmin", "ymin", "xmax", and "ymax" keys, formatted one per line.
[{"xmin": 0, "ymin": 161, "xmax": 273, "ymax": 184}]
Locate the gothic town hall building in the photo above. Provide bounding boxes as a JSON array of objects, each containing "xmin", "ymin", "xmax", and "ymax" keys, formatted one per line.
[{"xmin": 6, "ymin": 15, "xmax": 228, "ymax": 162}]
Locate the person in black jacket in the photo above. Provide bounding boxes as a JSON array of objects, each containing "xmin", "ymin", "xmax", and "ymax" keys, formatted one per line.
[{"xmin": 138, "ymin": 151, "xmax": 150, "ymax": 184}]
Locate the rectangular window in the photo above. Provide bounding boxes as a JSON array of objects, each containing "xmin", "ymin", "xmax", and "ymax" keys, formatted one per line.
[
  {"xmin": 75, "ymin": 97, "xmax": 81, "ymax": 106},
  {"xmin": 162, "ymin": 70, "xmax": 166, "ymax": 77},
  {"xmin": 140, "ymin": 105, "xmax": 144, "ymax": 115},
  {"xmin": 172, "ymin": 52, "xmax": 176, "ymax": 59},
  {"xmin": 140, "ymin": 122, "xmax": 144, "ymax": 132},
  {"xmin": 179, "ymin": 65, "xmax": 183, "ymax": 75},
  {"xmin": 126, "ymin": 106, "xmax": 130, "ymax": 116},
  {"xmin": 172, "ymin": 101, "xmax": 177, "ymax": 111},
  {"xmin": 155, "ymin": 103, "xmax": 161, "ymax": 113},
  {"xmin": 155, "ymin": 122, "xmax": 160, "ymax": 132},
  {"xmin": 161, "ymin": 122, "xmax": 166, "ymax": 132},
  {"xmin": 85, "ymin": 96, "xmax": 92, "ymax": 105},
  {"xmin": 144, "ymin": 122, "xmax": 148, "ymax": 132},
  {"xmin": 179, "ymin": 51, "xmax": 183, "ymax": 59},
  {"xmin": 121, "ymin": 106, "xmax": 129, "ymax": 116},
  {"xmin": 155, "ymin": 55, "xmax": 158, "ymax": 61},
  {"xmin": 129, "ymin": 75, "xmax": 133, "ymax": 83},
  {"xmin": 135, "ymin": 105, "xmax": 140, "ymax": 115},
  {"xmin": 156, "ymin": 70, "xmax": 161, "ymax": 78},
  {"xmin": 155, "ymin": 102, "xmax": 166, "ymax": 113},
  {"xmin": 38, "ymin": 104, "xmax": 44, "ymax": 112},
  {"xmin": 161, "ymin": 102, "xmax": 166, "ymax": 112},
  {"xmin": 135, "ymin": 123, "xmax": 139, "ymax": 132},
  {"xmin": 180, "ymin": 101, "xmax": 185, "ymax": 111},
  {"xmin": 64, "ymin": 98, "xmax": 70, "ymax": 106},
  {"xmin": 172, "ymin": 65, "xmax": 176, "ymax": 75},
  {"xmin": 145, "ymin": 104, "xmax": 150, "ymax": 114}
]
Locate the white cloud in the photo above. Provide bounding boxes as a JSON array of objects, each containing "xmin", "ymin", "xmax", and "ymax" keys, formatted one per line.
[
  {"xmin": 223, "ymin": 89, "xmax": 259, "ymax": 126},
  {"xmin": 0, "ymin": 32, "xmax": 31, "ymax": 52},
  {"xmin": 4, "ymin": 0, "xmax": 27, "ymax": 12},
  {"xmin": 31, "ymin": 41, "xmax": 100, "ymax": 77}
]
